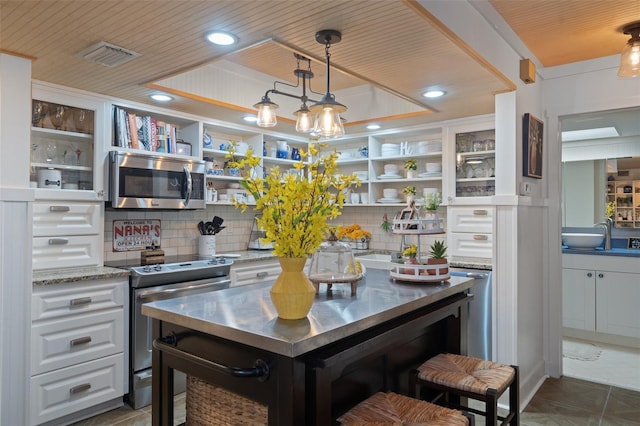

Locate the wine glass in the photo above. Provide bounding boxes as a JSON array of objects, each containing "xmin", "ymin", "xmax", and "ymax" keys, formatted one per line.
[
  {"xmin": 49, "ymin": 105, "xmax": 67, "ymax": 130},
  {"xmin": 32, "ymin": 101, "xmax": 48, "ymax": 127},
  {"xmin": 72, "ymin": 109, "xmax": 90, "ymax": 133},
  {"xmin": 45, "ymin": 142, "xmax": 57, "ymax": 163}
]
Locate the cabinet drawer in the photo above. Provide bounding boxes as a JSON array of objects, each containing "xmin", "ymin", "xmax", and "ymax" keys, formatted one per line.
[
  {"xmin": 448, "ymin": 207, "xmax": 494, "ymax": 233},
  {"xmin": 30, "ymin": 353, "xmax": 124, "ymax": 426},
  {"xmin": 32, "ymin": 309, "xmax": 124, "ymax": 375},
  {"xmin": 32, "ymin": 235, "xmax": 101, "ymax": 270},
  {"xmin": 230, "ymin": 260, "xmax": 281, "ymax": 287},
  {"xmin": 449, "ymin": 233, "xmax": 493, "ymax": 259},
  {"xmin": 33, "ymin": 202, "xmax": 101, "ymax": 237},
  {"xmin": 32, "ymin": 278, "xmax": 126, "ymax": 321}
]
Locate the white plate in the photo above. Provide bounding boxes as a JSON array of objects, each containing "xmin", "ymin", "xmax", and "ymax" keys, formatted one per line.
[
  {"xmin": 419, "ymin": 172, "xmax": 442, "ymax": 177},
  {"xmin": 377, "ymin": 174, "xmax": 402, "ymax": 179},
  {"xmin": 377, "ymin": 198, "xmax": 403, "ymax": 203}
]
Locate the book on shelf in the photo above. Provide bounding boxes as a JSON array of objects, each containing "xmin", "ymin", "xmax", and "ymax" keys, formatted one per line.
[{"xmin": 113, "ymin": 105, "xmax": 182, "ymax": 154}]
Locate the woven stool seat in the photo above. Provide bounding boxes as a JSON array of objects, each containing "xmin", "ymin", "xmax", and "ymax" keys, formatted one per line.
[
  {"xmin": 337, "ymin": 391, "xmax": 470, "ymax": 426},
  {"xmin": 416, "ymin": 353, "xmax": 515, "ymax": 395},
  {"xmin": 410, "ymin": 353, "xmax": 519, "ymax": 426}
]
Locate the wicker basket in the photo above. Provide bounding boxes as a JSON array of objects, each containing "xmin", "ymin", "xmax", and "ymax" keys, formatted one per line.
[{"xmin": 186, "ymin": 375, "xmax": 268, "ymax": 426}]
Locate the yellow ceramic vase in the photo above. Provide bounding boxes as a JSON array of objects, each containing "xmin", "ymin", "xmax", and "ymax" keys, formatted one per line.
[{"xmin": 270, "ymin": 257, "xmax": 316, "ymax": 320}]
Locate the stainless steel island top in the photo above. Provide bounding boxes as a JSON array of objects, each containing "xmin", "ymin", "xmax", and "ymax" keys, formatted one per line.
[{"xmin": 142, "ymin": 269, "xmax": 473, "ymax": 357}]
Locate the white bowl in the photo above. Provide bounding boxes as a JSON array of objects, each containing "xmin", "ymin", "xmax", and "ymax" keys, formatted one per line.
[
  {"xmin": 384, "ymin": 164, "xmax": 399, "ymax": 174},
  {"xmin": 354, "ymin": 171, "xmax": 369, "ymax": 180},
  {"xmin": 426, "ymin": 162, "xmax": 442, "ymax": 172},
  {"xmin": 383, "ymin": 188, "xmax": 398, "ymax": 198},
  {"xmin": 561, "ymin": 233, "xmax": 605, "ymax": 249}
]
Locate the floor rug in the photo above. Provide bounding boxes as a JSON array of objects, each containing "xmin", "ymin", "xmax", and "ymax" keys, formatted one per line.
[{"xmin": 563, "ymin": 339, "xmax": 602, "ymax": 361}]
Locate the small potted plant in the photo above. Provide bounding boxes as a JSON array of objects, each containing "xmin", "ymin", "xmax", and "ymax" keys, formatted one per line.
[
  {"xmin": 420, "ymin": 192, "xmax": 443, "ymax": 231},
  {"xmin": 402, "ymin": 185, "xmax": 417, "ymax": 204},
  {"xmin": 404, "ymin": 159, "xmax": 418, "ymax": 178},
  {"xmin": 402, "ymin": 244, "xmax": 419, "ymax": 275},
  {"xmin": 426, "ymin": 240, "xmax": 448, "ymax": 275},
  {"xmin": 380, "ymin": 213, "xmax": 392, "ymax": 233}
]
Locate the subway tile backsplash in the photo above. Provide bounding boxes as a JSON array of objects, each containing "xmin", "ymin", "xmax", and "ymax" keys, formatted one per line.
[{"xmin": 103, "ymin": 205, "xmax": 447, "ymax": 262}]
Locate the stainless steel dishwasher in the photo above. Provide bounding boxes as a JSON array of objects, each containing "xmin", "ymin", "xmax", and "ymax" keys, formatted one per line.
[{"xmin": 450, "ymin": 268, "xmax": 492, "ymax": 360}]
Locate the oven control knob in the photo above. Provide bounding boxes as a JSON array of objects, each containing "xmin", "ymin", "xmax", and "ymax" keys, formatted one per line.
[{"xmin": 153, "ymin": 264, "xmax": 162, "ymax": 271}]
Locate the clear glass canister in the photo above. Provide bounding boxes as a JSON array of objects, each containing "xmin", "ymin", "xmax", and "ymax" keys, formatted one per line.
[{"xmin": 308, "ymin": 232, "xmax": 359, "ymax": 283}]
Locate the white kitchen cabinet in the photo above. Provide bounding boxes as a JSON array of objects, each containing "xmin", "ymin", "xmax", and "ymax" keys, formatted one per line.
[
  {"xmin": 595, "ymin": 271, "xmax": 640, "ymax": 338},
  {"xmin": 32, "ymin": 201, "xmax": 101, "ymax": 270},
  {"xmin": 31, "ymin": 278, "xmax": 127, "ymax": 425},
  {"xmin": 562, "ymin": 254, "xmax": 640, "ymax": 340},
  {"xmin": 31, "ymin": 82, "xmax": 107, "ymax": 200},
  {"xmin": 447, "ymin": 206, "xmax": 494, "ymax": 259},
  {"xmin": 561, "ymin": 268, "xmax": 596, "ymax": 331},
  {"xmin": 230, "ymin": 259, "xmax": 281, "ymax": 287}
]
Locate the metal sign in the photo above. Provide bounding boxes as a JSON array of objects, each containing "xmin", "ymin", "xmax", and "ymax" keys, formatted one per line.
[{"xmin": 113, "ymin": 219, "xmax": 161, "ymax": 252}]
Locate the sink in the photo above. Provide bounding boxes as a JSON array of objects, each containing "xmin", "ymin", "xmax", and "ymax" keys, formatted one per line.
[
  {"xmin": 356, "ymin": 254, "xmax": 392, "ymax": 270},
  {"xmin": 561, "ymin": 233, "xmax": 605, "ymax": 249}
]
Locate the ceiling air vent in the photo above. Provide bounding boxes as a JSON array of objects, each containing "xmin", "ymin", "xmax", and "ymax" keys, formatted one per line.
[{"xmin": 77, "ymin": 41, "xmax": 140, "ymax": 67}]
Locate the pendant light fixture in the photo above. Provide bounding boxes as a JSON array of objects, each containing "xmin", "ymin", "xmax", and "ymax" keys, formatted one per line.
[
  {"xmin": 618, "ymin": 22, "xmax": 640, "ymax": 78},
  {"xmin": 254, "ymin": 53, "xmax": 320, "ymax": 130},
  {"xmin": 253, "ymin": 30, "xmax": 347, "ymax": 138},
  {"xmin": 310, "ymin": 29, "xmax": 347, "ymax": 139}
]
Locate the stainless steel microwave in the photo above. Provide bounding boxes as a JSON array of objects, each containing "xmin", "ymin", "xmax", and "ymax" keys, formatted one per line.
[{"xmin": 108, "ymin": 151, "xmax": 206, "ymax": 209}]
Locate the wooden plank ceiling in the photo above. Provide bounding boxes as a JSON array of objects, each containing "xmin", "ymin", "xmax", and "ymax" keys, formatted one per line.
[{"xmin": 0, "ymin": 1, "xmax": 636, "ymax": 135}]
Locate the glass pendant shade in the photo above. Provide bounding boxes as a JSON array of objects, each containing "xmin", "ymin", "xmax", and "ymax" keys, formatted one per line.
[
  {"xmin": 618, "ymin": 39, "xmax": 640, "ymax": 77},
  {"xmin": 254, "ymin": 96, "xmax": 278, "ymax": 127},
  {"xmin": 308, "ymin": 233, "xmax": 359, "ymax": 284},
  {"xmin": 295, "ymin": 106, "xmax": 312, "ymax": 133}
]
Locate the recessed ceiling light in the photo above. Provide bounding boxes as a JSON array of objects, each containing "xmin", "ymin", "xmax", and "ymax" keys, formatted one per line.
[
  {"xmin": 206, "ymin": 31, "xmax": 237, "ymax": 46},
  {"xmin": 561, "ymin": 127, "xmax": 620, "ymax": 141},
  {"xmin": 150, "ymin": 94, "xmax": 173, "ymax": 102},
  {"xmin": 422, "ymin": 90, "xmax": 446, "ymax": 98},
  {"xmin": 366, "ymin": 124, "xmax": 381, "ymax": 130},
  {"xmin": 243, "ymin": 116, "xmax": 257, "ymax": 123}
]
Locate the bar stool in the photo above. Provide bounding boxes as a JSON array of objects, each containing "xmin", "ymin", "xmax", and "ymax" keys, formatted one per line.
[
  {"xmin": 410, "ymin": 353, "xmax": 519, "ymax": 426},
  {"xmin": 337, "ymin": 391, "xmax": 473, "ymax": 425}
]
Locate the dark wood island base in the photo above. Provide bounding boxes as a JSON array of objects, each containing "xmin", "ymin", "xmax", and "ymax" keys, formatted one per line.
[{"xmin": 145, "ymin": 270, "xmax": 474, "ymax": 425}]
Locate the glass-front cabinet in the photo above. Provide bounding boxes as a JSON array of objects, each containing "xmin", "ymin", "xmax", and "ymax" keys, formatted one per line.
[
  {"xmin": 454, "ymin": 128, "xmax": 495, "ymax": 197},
  {"xmin": 31, "ymin": 83, "xmax": 104, "ymax": 199}
]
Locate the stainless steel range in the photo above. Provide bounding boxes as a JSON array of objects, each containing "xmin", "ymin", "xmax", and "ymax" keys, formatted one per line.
[{"xmin": 107, "ymin": 256, "xmax": 232, "ymax": 409}]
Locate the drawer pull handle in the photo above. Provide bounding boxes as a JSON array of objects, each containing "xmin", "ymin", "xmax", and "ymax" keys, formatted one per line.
[
  {"xmin": 48, "ymin": 238, "xmax": 69, "ymax": 245},
  {"xmin": 70, "ymin": 336, "xmax": 92, "ymax": 347},
  {"xmin": 49, "ymin": 206, "xmax": 70, "ymax": 212},
  {"xmin": 473, "ymin": 235, "xmax": 488, "ymax": 240},
  {"xmin": 472, "ymin": 209, "xmax": 488, "ymax": 216},
  {"xmin": 256, "ymin": 271, "xmax": 268, "ymax": 278},
  {"xmin": 69, "ymin": 383, "xmax": 91, "ymax": 394},
  {"xmin": 70, "ymin": 297, "xmax": 92, "ymax": 306}
]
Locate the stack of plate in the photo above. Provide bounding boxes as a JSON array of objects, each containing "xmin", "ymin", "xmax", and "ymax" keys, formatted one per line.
[
  {"xmin": 377, "ymin": 197, "xmax": 402, "ymax": 204},
  {"xmin": 381, "ymin": 143, "xmax": 400, "ymax": 156}
]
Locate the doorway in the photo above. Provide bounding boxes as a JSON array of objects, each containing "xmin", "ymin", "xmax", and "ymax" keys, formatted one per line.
[{"xmin": 560, "ymin": 107, "xmax": 640, "ymax": 392}]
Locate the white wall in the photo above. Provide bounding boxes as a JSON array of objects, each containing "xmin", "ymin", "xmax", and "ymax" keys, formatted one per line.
[
  {"xmin": 0, "ymin": 53, "xmax": 33, "ymax": 426},
  {"xmin": 543, "ymin": 56, "xmax": 640, "ymax": 377}
]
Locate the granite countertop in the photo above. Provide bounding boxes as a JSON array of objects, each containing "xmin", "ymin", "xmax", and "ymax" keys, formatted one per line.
[
  {"xmin": 33, "ymin": 265, "xmax": 130, "ymax": 286},
  {"xmin": 142, "ymin": 268, "xmax": 474, "ymax": 358}
]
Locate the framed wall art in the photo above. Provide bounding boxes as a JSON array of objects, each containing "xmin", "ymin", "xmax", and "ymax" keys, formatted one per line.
[{"xmin": 523, "ymin": 113, "xmax": 543, "ymax": 179}]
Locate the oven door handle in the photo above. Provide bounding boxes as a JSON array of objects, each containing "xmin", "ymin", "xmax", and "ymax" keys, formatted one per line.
[
  {"xmin": 137, "ymin": 280, "xmax": 230, "ymax": 302},
  {"xmin": 183, "ymin": 165, "xmax": 192, "ymax": 207},
  {"xmin": 153, "ymin": 337, "xmax": 270, "ymax": 381}
]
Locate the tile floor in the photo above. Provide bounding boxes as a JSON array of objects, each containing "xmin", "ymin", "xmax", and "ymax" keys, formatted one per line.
[{"xmin": 72, "ymin": 374, "xmax": 640, "ymax": 425}]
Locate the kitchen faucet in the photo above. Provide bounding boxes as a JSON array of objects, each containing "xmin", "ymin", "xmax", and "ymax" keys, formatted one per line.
[{"xmin": 595, "ymin": 217, "xmax": 612, "ymax": 250}]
